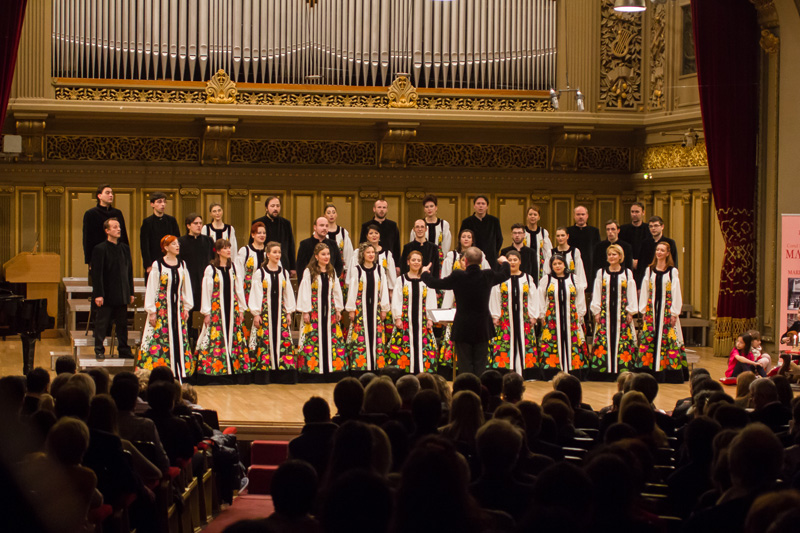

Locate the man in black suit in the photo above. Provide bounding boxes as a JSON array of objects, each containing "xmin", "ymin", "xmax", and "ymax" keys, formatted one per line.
[
  {"xmin": 295, "ymin": 217, "xmax": 344, "ymax": 282},
  {"xmin": 421, "ymin": 247, "xmax": 509, "ymax": 376},
  {"xmin": 500, "ymin": 223, "xmax": 538, "ymax": 279},
  {"xmin": 637, "ymin": 216, "xmax": 679, "ymax": 284},
  {"xmin": 592, "ymin": 219, "xmax": 634, "ymax": 274},
  {"xmin": 400, "ymin": 219, "xmax": 440, "ymax": 278},
  {"xmin": 359, "ymin": 198, "xmax": 401, "ymax": 271},
  {"xmin": 83, "ymin": 184, "xmax": 129, "ymax": 278},
  {"xmin": 139, "ymin": 191, "xmax": 180, "ymax": 281},
  {"xmin": 252, "ymin": 195, "xmax": 297, "ymax": 276},
  {"xmin": 459, "ymin": 195, "xmax": 503, "ymax": 269}
]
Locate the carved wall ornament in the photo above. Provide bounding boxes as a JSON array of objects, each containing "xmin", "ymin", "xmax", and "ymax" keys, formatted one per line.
[
  {"xmin": 600, "ymin": 0, "xmax": 643, "ymax": 110},
  {"xmin": 179, "ymin": 188, "xmax": 200, "ymax": 197},
  {"xmin": 206, "ymin": 70, "xmax": 238, "ymax": 104},
  {"xmin": 760, "ymin": 29, "xmax": 779, "ymax": 54},
  {"xmin": 649, "ymin": 2, "xmax": 666, "ymax": 110},
  {"xmin": 387, "ymin": 75, "xmax": 418, "ymax": 108},
  {"xmin": 229, "ymin": 140, "xmax": 377, "ymax": 166},
  {"xmin": 228, "ymin": 189, "xmax": 250, "ymax": 197},
  {"xmin": 359, "ymin": 191, "xmax": 381, "ymax": 200},
  {"xmin": 202, "ymin": 123, "xmax": 237, "ymax": 165},
  {"xmin": 405, "ymin": 191, "xmax": 426, "ymax": 201},
  {"xmin": 0, "ymin": 186, "xmax": 14, "ymax": 193},
  {"xmin": 44, "ymin": 186, "xmax": 65, "ymax": 195},
  {"xmin": 379, "ymin": 126, "xmax": 417, "ymax": 168},
  {"xmin": 576, "ymin": 146, "xmax": 632, "ymax": 172},
  {"xmin": 45, "ymin": 136, "xmax": 200, "ymax": 162},
  {"xmin": 641, "ymin": 141, "xmax": 708, "ymax": 170},
  {"xmin": 406, "ymin": 143, "xmax": 548, "ymax": 170}
]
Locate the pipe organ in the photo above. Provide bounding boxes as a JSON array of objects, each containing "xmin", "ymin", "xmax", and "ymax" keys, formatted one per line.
[{"xmin": 52, "ymin": 0, "xmax": 557, "ymax": 90}]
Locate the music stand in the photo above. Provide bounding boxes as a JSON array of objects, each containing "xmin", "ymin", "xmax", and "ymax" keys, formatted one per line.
[{"xmin": 428, "ymin": 308, "xmax": 457, "ymax": 381}]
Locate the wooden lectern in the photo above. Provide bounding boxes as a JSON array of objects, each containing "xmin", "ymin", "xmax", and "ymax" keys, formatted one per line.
[{"xmin": 4, "ymin": 252, "xmax": 61, "ymax": 336}]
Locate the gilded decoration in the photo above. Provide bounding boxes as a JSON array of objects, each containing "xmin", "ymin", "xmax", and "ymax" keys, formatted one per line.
[
  {"xmin": 576, "ymin": 147, "xmax": 631, "ymax": 172},
  {"xmin": 600, "ymin": 0, "xmax": 643, "ymax": 110},
  {"xmin": 406, "ymin": 143, "xmax": 548, "ymax": 170},
  {"xmin": 53, "ymin": 83, "xmax": 551, "ymax": 112},
  {"xmin": 206, "ymin": 70, "xmax": 237, "ymax": 104},
  {"xmin": 649, "ymin": 3, "xmax": 666, "ymax": 110},
  {"xmin": 641, "ymin": 142, "xmax": 708, "ymax": 170},
  {"xmin": 44, "ymin": 186, "xmax": 65, "ymax": 194},
  {"xmin": 229, "ymin": 140, "xmax": 377, "ymax": 166},
  {"xmin": 716, "ymin": 207, "xmax": 757, "ymax": 297},
  {"xmin": 179, "ymin": 188, "xmax": 200, "ymax": 197},
  {"xmin": 760, "ymin": 29, "xmax": 779, "ymax": 54},
  {"xmin": 46, "ymin": 136, "xmax": 200, "ymax": 162},
  {"xmin": 387, "ymin": 75, "xmax": 419, "ymax": 109}
]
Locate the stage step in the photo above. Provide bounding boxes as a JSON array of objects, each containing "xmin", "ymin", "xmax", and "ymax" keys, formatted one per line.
[
  {"xmin": 70, "ymin": 330, "xmax": 142, "ymax": 355},
  {"xmin": 78, "ymin": 356, "xmax": 136, "ymax": 372}
]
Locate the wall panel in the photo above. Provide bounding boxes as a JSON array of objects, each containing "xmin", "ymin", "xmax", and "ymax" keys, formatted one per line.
[{"xmin": 497, "ymin": 196, "xmax": 528, "ymax": 249}]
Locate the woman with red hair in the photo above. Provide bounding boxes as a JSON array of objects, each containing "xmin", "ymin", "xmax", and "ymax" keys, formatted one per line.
[
  {"xmin": 138, "ymin": 235, "xmax": 195, "ymax": 382},
  {"xmin": 239, "ymin": 221, "xmax": 267, "ymax": 302}
]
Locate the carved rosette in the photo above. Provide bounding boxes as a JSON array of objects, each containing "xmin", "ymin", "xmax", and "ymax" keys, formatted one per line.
[
  {"xmin": 387, "ymin": 76, "xmax": 419, "ymax": 109},
  {"xmin": 759, "ymin": 29, "xmax": 779, "ymax": 54},
  {"xmin": 206, "ymin": 70, "xmax": 237, "ymax": 104},
  {"xmin": 600, "ymin": 0, "xmax": 643, "ymax": 110}
]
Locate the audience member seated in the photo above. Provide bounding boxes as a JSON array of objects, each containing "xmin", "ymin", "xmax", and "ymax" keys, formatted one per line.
[
  {"xmin": 479, "ymin": 370, "xmax": 505, "ymax": 414},
  {"xmin": 749, "ymin": 378, "xmax": 791, "ymax": 433},
  {"xmin": 49, "ymin": 372, "xmax": 72, "ymax": 402},
  {"xmin": 439, "ymin": 390, "xmax": 484, "ymax": 475},
  {"xmin": 733, "ymin": 371, "xmax": 757, "ymax": 408},
  {"xmin": 23, "ymin": 367, "xmax": 50, "ymax": 417},
  {"xmin": 369, "ymin": 425, "xmax": 393, "ymax": 479},
  {"xmin": 381, "ymin": 419, "xmax": 410, "ymax": 474},
  {"xmin": 433, "ymin": 374, "xmax": 453, "ymax": 423},
  {"xmin": 781, "ymin": 402, "xmax": 800, "ymax": 486},
  {"xmin": 541, "ymin": 394, "xmax": 586, "ymax": 446},
  {"xmin": 493, "ymin": 403, "xmax": 554, "ymax": 477},
  {"xmin": 713, "ymin": 403, "xmax": 750, "ymax": 430},
  {"xmin": 144, "ymin": 381, "xmax": 195, "ymax": 465},
  {"xmin": 263, "ymin": 460, "xmax": 322, "ymax": 533},
  {"xmin": 744, "ymin": 490, "xmax": 800, "ymax": 533},
  {"xmin": 359, "ymin": 372, "xmax": 378, "ymax": 389},
  {"xmin": 55, "ymin": 355, "xmax": 77, "ymax": 375},
  {"xmin": 686, "ymin": 423, "xmax": 784, "ymax": 533},
  {"xmin": 321, "ymin": 421, "xmax": 375, "ymax": 494},
  {"xmin": 331, "ymin": 377, "xmax": 364, "ymax": 425},
  {"xmin": 516, "ymin": 462, "xmax": 592, "ymax": 533},
  {"xmin": 362, "ymin": 378, "xmax": 400, "ymax": 426},
  {"xmin": 396, "ymin": 374, "xmax": 420, "ymax": 411},
  {"xmin": 619, "ymin": 397, "xmax": 667, "ymax": 450},
  {"xmin": 502, "ymin": 372, "xmax": 525, "ymax": 404},
  {"xmin": 553, "ymin": 373, "xmax": 599, "ymax": 429},
  {"xmin": 770, "ymin": 375, "xmax": 793, "ymax": 410},
  {"xmin": 629, "ymin": 372, "xmax": 675, "ymax": 435},
  {"xmin": 410, "ymin": 390, "xmax": 442, "ymax": 444},
  {"xmin": 21, "ymin": 417, "xmax": 103, "ymax": 533},
  {"xmin": 289, "ymin": 396, "xmax": 338, "ymax": 479},
  {"xmin": 667, "ymin": 416, "xmax": 721, "ymax": 518},
  {"xmin": 469, "ymin": 419, "xmax": 535, "ymax": 522},
  {"xmin": 322, "ymin": 469, "xmax": 392, "ymax": 533},
  {"xmin": 517, "ymin": 400, "xmax": 565, "ymax": 462},
  {"xmin": 604, "ymin": 422, "xmax": 638, "ymax": 445},
  {"xmin": 86, "ymin": 368, "xmax": 111, "ymax": 395},
  {"xmin": 453, "ymin": 373, "xmax": 482, "ymax": 397},
  {"xmin": 600, "ymin": 371, "xmax": 634, "ymax": 416},
  {"xmin": 672, "ymin": 368, "xmax": 712, "ymax": 424},
  {"xmin": 110, "ymin": 371, "xmax": 170, "ymax": 473}
]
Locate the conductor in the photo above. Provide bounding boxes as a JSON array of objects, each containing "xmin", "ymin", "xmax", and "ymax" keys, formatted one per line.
[{"xmin": 421, "ymin": 247, "xmax": 510, "ymax": 376}]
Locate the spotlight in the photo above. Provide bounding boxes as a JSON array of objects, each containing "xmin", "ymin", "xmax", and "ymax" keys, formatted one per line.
[{"xmin": 550, "ymin": 89, "xmax": 559, "ymax": 110}]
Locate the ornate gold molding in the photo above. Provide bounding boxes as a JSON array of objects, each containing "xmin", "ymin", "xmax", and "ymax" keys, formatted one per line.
[
  {"xmin": 576, "ymin": 146, "xmax": 631, "ymax": 172},
  {"xmin": 600, "ymin": 0, "xmax": 643, "ymax": 111},
  {"xmin": 228, "ymin": 189, "xmax": 249, "ymax": 197},
  {"xmin": 406, "ymin": 143, "xmax": 548, "ymax": 170},
  {"xmin": 0, "ymin": 186, "xmax": 16, "ymax": 193},
  {"xmin": 15, "ymin": 117, "xmax": 46, "ymax": 162},
  {"xmin": 760, "ymin": 29, "xmax": 779, "ymax": 54},
  {"xmin": 530, "ymin": 193, "xmax": 551, "ymax": 203},
  {"xmin": 387, "ymin": 75, "xmax": 418, "ymax": 108},
  {"xmin": 206, "ymin": 70, "xmax": 237, "ymax": 104},
  {"xmin": 229, "ymin": 140, "xmax": 377, "ymax": 166},
  {"xmin": 641, "ymin": 141, "xmax": 708, "ymax": 170},
  {"xmin": 379, "ymin": 124, "xmax": 418, "ymax": 168},
  {"xmin": 405, "ymin": 191, "xmax": 426, "ymax": 201},
  {"xmin": 45, "ymin": 136, "xmax": 200, "ymax": 162},
  {"xmin": 54, "ymin": 82, "xmax": 553, "ymax": 112},
  {"xmin": 179, "ymin": 188, "xmax": 200, "ymax": 197},
  {"xmin": 649, "ymin": 3, "xmax": 666, "ymax": 110},
  {"xmin": 44, "ymin": 186, "xmax": 65, "ymax": 195},
  {"xmin": 202, "ymin": 122, "xmax": 237, "ymax": 165},
  {"xmin": 359, "ymin": 191, "xmax": 381, "ymax": 200}
]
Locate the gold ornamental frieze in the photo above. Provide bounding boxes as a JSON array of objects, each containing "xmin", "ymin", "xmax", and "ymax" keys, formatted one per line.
[
  {"xmin": 46, "ymin": 135, "xmax": 200, "ymax": 162},
  {"xmin": 641, "ymin": 142, "xmax": 708, "ymax": 171},
  {"xmin": 406, "ymin": 143, "xmax": 548, "ymax": 170},
  {"xmin": 229, "ymin": 140, "xmax": 377, "ymax": 166}
]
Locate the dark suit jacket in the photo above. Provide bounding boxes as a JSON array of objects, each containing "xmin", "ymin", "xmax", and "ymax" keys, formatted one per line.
[{"xmin": 422, "ymin": 262, "xmax": 510, "ymax": 343}]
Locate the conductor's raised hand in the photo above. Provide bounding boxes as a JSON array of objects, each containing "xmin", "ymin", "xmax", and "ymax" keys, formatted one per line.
[
  {"xmin": 421, "ymin": 263, "xmax": 432, "ymax": 274},
  {"xmin": 497, "ymin": 255, "xmax": 508, "ymax": 264}
]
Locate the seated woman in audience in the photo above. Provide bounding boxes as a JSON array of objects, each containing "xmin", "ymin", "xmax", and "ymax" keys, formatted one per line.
[
  {"xmin": 725, "ymin": 331, "xmax": 764, "ymax": 378},
  {"xmin": 489, "ymin": 250, "xmax": 539, "ymax": 379},
  {"xmin": 537, "ymin": 253, "xmax": 588, "ymax": 380},
  {"xmin": 238, "ymin": 221, "xmax": 267, "ymax": 303},
  {"xmin": 202, "ymin": 203, "xmax": 238, "ymax": 256},
  {"xmin": 733, "ymin": 371, "xmax": 757, "ymax": 408},
  {"xmin": 388, "ymin": 251, "xmax": 438, "ymax": 374},
  {"xmin": 296, "ymin": 242, "xmax": 347, "ymax": 382},
  {"xmin": 195, "ymin": 239, "xmax": 250, "ymax": 383},
  {"xmin": 346, "ymin": 242, "xmax": 390, "ymax": 373},
  {"xmin": 589, "ymin": 244, "xmax": 638, "ymax": 381},
  {"xmin": 439, "ymin": 390, "xmax": 485, "ymax": 464},
  {"xmin": 249, "ymin": 241, "xmax": 297, "ymax": 384},
  {"xmin": 138, "ymin": 235, "xmax": 194, "ymax": 382},
  {"xmin": 637, "ymin": 241, "xmax": 687, "ymax": 383},
  {"xmin": 439, "ymin": 228, "xmax": 490, "ymax": 369}
]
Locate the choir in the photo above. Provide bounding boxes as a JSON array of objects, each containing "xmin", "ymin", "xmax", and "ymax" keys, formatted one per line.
[{"xmin": 84, "ymin": 189, "xmax": 688, "ymax": 384}]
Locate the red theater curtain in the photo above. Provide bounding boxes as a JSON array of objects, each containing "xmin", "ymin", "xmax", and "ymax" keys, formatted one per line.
[
  {"xmin": 691, "ymin": 0, "xmax": 759, "ymax": 354},
  {"xmin": 0, "ymin": 0, "xmax": 27, "ymax": 131}
]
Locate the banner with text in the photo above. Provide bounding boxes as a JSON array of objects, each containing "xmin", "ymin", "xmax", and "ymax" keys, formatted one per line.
[{"xmin": 780, "ymin": 214, "xmax": 800, "ymax": 344}]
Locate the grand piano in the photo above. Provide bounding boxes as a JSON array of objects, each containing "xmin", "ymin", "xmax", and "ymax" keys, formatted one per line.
[{"xmin": 0, "ymin": 284, "xmax": 54, "ymax": 375}]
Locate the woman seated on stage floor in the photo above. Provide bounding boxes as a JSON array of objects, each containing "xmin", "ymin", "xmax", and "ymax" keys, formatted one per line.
[
  {"xmin": 194, "ymin": 239, "xmax": 251, "ymax": 384},
  {"xmin": 388, "ymin": 250, "xmax": 439, "ymax": 374},
  {"xmin": 296, "ymin": 242, "xmax": 347, "ymax": 382},
  {"xmin": 249, "ymin": 241, "xmax": 298, "ymax": 384}
]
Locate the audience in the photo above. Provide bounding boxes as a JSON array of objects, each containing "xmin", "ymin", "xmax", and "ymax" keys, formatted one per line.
[
  {"xmin": 11, "ymin": 360, "xmax": 800, "ymax": 533},
  {"xmin": 55, "ymin": 355, "xmax": 77, "ymax": 375}
]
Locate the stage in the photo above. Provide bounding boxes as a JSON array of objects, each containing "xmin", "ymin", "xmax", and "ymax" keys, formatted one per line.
[{"xmin": 1, "ymin": 337, "xmax": 731, "ymax": 439}]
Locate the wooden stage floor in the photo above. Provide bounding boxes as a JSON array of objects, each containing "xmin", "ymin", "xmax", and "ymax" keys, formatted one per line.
[{"xmin": 1, "ymin": 337, "xmax": 733, "ymax": 432}]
